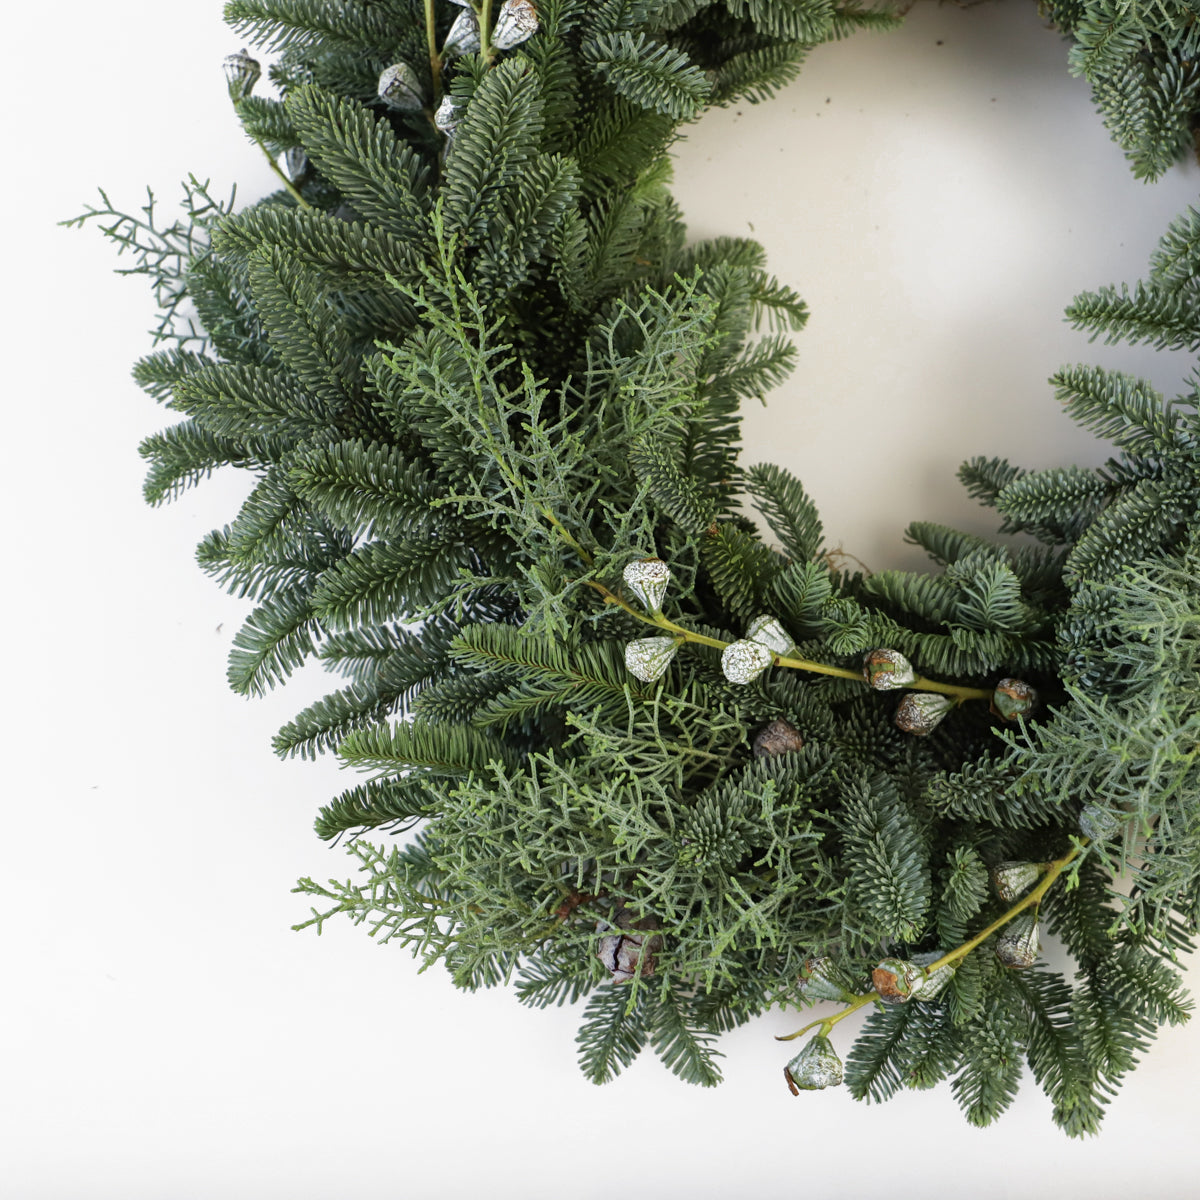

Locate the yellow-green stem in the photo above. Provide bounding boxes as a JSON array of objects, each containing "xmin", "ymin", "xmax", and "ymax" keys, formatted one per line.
[
  {"xmin": 480, "ymin": 0, "xmax": 496, "ymax": 64},
  {"xmin": 775, "ymin": 840, "xmax": 1088, "ymax": 1044},
  {"xmin": 424, "ymin": 0, "xmax": 442, "ymax": 104}
]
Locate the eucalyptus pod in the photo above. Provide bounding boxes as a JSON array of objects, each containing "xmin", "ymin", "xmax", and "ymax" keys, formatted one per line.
[
  {"xmin": 995, "ymin": 911, "xmax": 1041, "ymax": 969},
  {"xmin": 872, "ymin": 956, "xmax": 924, "ymax": 1004},
  {"xmin": 434, "ymin": 94, "xmax": 464, "ymax": 137},
  {"xmin": 745, "ymin": 614, "xmax": 795, "ymax": 656},
  {"xmin": 1079, "ymin": 803, "xmax": 1120, "ymax": 842},
  {"xmin": 991, "ymin": 860, "xmax": 1041, "ymax": 903},
  {"xmin": 595, "ymin": 907, "xmax": 662, "ymax": 983},
  {"xmin": 623, "ymin": 557, "xmax": 670, "ymax": 613},
  {"xmin": 752, "ymin": 717, "xmax": 805, "ymax": 758},
  {"xmin": 862, "ymin": 648, "xmax": 916, "ymax": 690},
  {"xmin": 223, "ymin": 49, "xmax": 260, "ymax": 101},
  {"xmin": 624, "ymin": 636, "xmax": 679, "ymax": 683},
  {"xmin": 491, "ymin": 0, "xmax": 539, "ymax": 50},
  {"xmin": 283, "ymin": 147, "xmax": 310, "ymax": 183},
  {"xmin": 784, "ymin": 1035, "xmax": 844, "ymax": 1093},
  {"xmin": 721, "ymin": 638, "xmax": 774, "ymax": 685},
  {"xmin": 797, "ymin": 956, "xmax": 852, "ymax": 1003},
  {"xmin": 377, "ymin": 62, "xmax": 425, "ymax": 112},
  {"xmin": 894, "ymin": 692, "xmax": 954, "ymax": 735},
  {"xmin": 991, "ymin": 677, "xmax": 1038, "ymax": 721},
  {"xmin": 910, "ymin": 952, "xmax": 955, "ymax": 1000},
  {"xmin": 443, "ymin": 7, "xmax": 481, "ymax": 58}
]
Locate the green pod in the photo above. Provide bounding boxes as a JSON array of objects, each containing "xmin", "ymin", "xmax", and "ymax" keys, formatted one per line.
[{"xmin": 785, "ymin": 1035, "xmax": 844, "ymax": 1092}]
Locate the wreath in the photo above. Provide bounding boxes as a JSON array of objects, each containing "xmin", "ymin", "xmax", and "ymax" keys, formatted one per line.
[{"xmin": 73, "ymin": 0, "xmax": 1200, "ymax": 1136}]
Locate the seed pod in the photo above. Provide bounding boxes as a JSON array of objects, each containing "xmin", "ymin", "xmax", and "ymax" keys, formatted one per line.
[
  {"xmin": 784, "ymin": 1035, "xmax": 844, "ymax": 1093},
  {"xmin": 434, "ymin": 94, "xmax": 463, "ymax": 136},
  {"xmin": 862, "ymin": 648, "xmax": 916, "ymax": 690},
  {"xmin": 910, "ymin": 952, "xmax": 955, "ymax": 1000},
  {"xmin": 491, "ymin": 0, "xmax": 539, "ymax": 50},
  {"xmin": 721, "ymin": 639, "xmax": 774, "ymax": 685},
  {"xmin": 991, "ymin": 678, "xmax": 1038, "ymax": 721},
  {"xmin": 223, "ymin": 49, "xmax": 261, "ymax": 101},
  {"xmin": 1079, "ymin": 804, "xmax": 1119, "ymax": 842},
  {"xmin": 595, "ymin": 907, "xmax": 662, "ymax": 983},
  {"xmin": 377, "ymin": 62, "xmax": 425, "ymax": 111},
  {"xmin": 894, "ymin": 692, "xmax": 954, "ymax": 735},
  {"xmin": 992, "ymin": 860, "xmax": 1041, "ymax": 903},
  {"xmin": 284, "ymin": 147, "xmax": 309, "ymax": 183},
  {"xmin": 624, "ymin": 636, "xmax": 679, "ymax": 683},
  {"xmin": 745, "ymin": 614, "xmax": 795, "ymax": 656},
  {"xmin": 753, "ymin": 718, "xmax": 804, "ymax": 758},
  {"xmin": 995, "ymin": 911, "xmax": 1040, "ymax": 969},
  {"xmin": 798, "ymin": 956, "xmax": 850, "ymax": 1003},
  {"xmin": 872, "ymin": 957, "xmax": 923, "ymax": 1004},
  {"xmin": 443, "ymin": 8, "xmax": 481, "ymax": 57},
  {"xmin": 622, "ymin": 557, "xmax": 670, "ymax": 613}
]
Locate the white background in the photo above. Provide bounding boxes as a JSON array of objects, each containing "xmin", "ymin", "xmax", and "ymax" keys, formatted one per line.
[{"xmin": 4, "ymin": 2, "xmax": 1200, "ymax": 1197}]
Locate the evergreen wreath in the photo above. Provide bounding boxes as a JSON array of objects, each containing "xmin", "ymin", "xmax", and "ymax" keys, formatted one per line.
[{"xmin": 71, "ymin": 0, "xmax": 1200, "ymax": 1136}]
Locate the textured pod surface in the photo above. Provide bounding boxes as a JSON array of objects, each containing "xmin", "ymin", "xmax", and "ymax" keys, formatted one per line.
[
  {"xmin": 746, "ymin": 614, "xmax": 795, "ymax": 656},
  {"xmin": 995, "ymin": 911, "xmax": 1041, "ymax": 968},
  {"xmin": 595, "ymin": 907, "xmax": 662, "ymax": 983},
  {"xmin": 377, "ymin": 62, "xmax": 425, "ymax": 111},
  {"xmin": 434, "ymin": 94, "xmax": 463, "ymax": 135},
  {"xmin": 991, "ymin": 677, "xmax": 1038, "ymax": 720},
  {"xmin": 894, "ymin": 692, "xmax": 954, "ymax": 735},
  {"xmin": 1080, "ymin": 803, "xmax": 1120, "ymax": 842},
  {"xmin": 910, "ymin": 957, "xmax": 955, "ymax": 1000},
  {"xmin": 992, "ymin": 860, "xmax": 1041, "ymax": 902},
  {"xmin": 785, "ymin": 1035, "xmax": 844, "ymax": 1092},
  {"xmin": 798, "ymin": 956, "xmax": 849, "ymax": 1002},
  {"xmin": 223, "ymin": 49, "xmax": 260, "ymax": 100},
  {"xmin": 872, "ymin": 957, "xmax": 923, "ymax": 1003},
  {"xmin": 753, "ymin": 717, "xmax": 805, "ymax": 758},
  {"xmin": 444, "ymin": 8, "xmax": 481, "ymax": 57},
  {"xmin": 721, "ymin": 639, "xmax": 774, "ymax": 684},
  {"xmin": 862, "ymin": 648, "xmax": 916, "ymax": 690},
  {"xmin": 492, "ymin": 0, "xmax": 539, "ymax": 50},
  {"xmin": 622, "ymin": 557, "xmax": 670, "ymax": 613},
  {"xmin": 624, "ymin": 636, "xmax": 678, "ymax": 682}
]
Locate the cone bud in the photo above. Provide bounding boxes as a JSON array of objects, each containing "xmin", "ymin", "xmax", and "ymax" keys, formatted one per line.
[
  {"xmin": 444, "ymin": 8, "xmax": 481, "ymax": 57},
  {"xmin": 798, "ymin": 956, "xmax": 850, "ymax": 1003},
  {"xmin": 492, "ymin": 0, "xmax": 539, "ymax": 50},
  {"xmin": 894, "ymin": 692, "xmax": 954, "ymax": 735},
  {"xmin": 991, "ymin": 860, "xmax": 1041, "ymax": 903},
  {"xmin": 995, "ymin": 911, "xmax": 1040, "ymax": 969},
  {"xmin": 223, "ymin": 49, "xmax": 260, "ymax": 101},
  {"xmin": 784, "ymin": 1035, "xmax": 844, "ymax": 1092},
  {"xmin": 722, "ymin": 639, "xmax": 774, "ymax": 685},
  {"xmin": 872, "ymin": 957, "xmax": 923, "ymax": 1004},
  {"xmin": 595, "ymin": 907, "xmax": 662, "ymax": 983},
  {"xmin": 434, "ymin": 94, "xmax": 463, "ymax": 136},
  {"xmin": 753, "ymin": 718, "xmax": 805, "ymax": 758},
  {"xmin": 862, "ymin": 648, "xmax": 916, "ymax": 690},
  {"xmin": 377, "ymin": 62, "xmax": 425, "ymax": 111},
  {"xmin": 991, "ymin": 678, "xmax": 1038, "ymax": 721},
  {"xmin": 624, "ymin": 636, "xmax": 678, "ymax": 683},
  {"xmin": 1079, "ymin": 804, "xmax": 1119, "ymax": 842},
  {"xmin": 910, "ymin": 952, "xmax": 955, "ymax": 1000},
  {"xmin": 746, "ymin": 614, "xmax": 795, "ymax": 656},
  {"xmin": 623, "ymin": 557, "xmax": 670, "ymax": 612}
]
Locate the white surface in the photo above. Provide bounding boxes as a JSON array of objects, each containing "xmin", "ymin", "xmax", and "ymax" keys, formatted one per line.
[{"xmin": 4, "ymin": 3, "xmax": 1199, "ymax": 1197}]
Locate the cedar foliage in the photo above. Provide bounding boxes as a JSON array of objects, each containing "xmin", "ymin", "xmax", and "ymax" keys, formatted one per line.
[{"xmin": 72, "ymin": 0, "xmax": 1200, "ymax": 1134}]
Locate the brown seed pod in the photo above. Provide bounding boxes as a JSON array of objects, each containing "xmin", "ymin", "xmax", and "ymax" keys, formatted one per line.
[
  {"xmin": 991, "ymin": 678, "xmax": 1038, "ymax": 721},
  {"xmin": 595, "ymin": 907, "xmax": 663, "ymax": 983},
  {"xmin": 872, "ymin": 957, "xmax": 923, "ymax": 1004},
  {"xmin": 862, "ymin": 648, "xmax": 916, "ymax": 690},
  {"xmin": 894, "ymin": 692, "xmax": 954, "ymax": 735},
  {"xmin": 753, "ymin": 718, "xmax": 805, "ymax": 758},
  {"xmin": 995, "ymin": 911, "xmax": 1040, "ymax": 969}
]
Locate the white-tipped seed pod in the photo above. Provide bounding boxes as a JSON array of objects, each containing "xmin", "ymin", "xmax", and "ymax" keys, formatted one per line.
[
  {"xmin": 991, "ymin": 677, "xmax": 1038, "ymax": 721},
  {"xmin": 785, "ymin": 1035, "xmax": 844, "ymax": 1093},
  {"xmin": 992, "ymin": 861, "xmax": 1041, "ymax": 903},
  {"xmin": 623, "ymin": 558, "xmax": 670, "ymax": 613},
  {"xmin": 798, "ymin": 956, "xmax": 850, "ymax": 1003},
  {"xmin": 377, "ymin": 62, "xmax": 425, "ymax": 111},
  {"xmin": 491, "ymin": 0, "xmax": 539, "ymax": 50},
  {"xmin": 223, "ymin": 49, "xmax": 261, "ymax": 101},
  {"xmin": 721, "ymin": 639, "xmax": 774, "ymax": 685},
  {"xmin": 745, "ymin": 614, "xmax": 795, "ymax": 656},
  {"xmin": 284, "ymin": 147, "xmax": 309, "ymax": 182},
  {"xmin": 624, "ymin": 637, "xmax": 679, "ymax": 683},
  {"xmin": 995, "ymin": 911, "xmax": 1040, "ymax": 969},
  {"xmin": 1079, "ymin": 804, "xmax": 1119, "ymax": 842},
  {"xmin": 894, "ymin": 692, "xmax": 954, "ymax": 735},
  {"xmin": 434, "ymin": 94, "xmax": 463, "ymax": 136},
  {"xmin": 443, "ymin": 7, "xmax": 481, "ymax": 57},
  {"xmin": 872, "ymin": 957, "xmax": 924, "ymax": 1004},
  {"xmin": 862, "ymin": 648, "xmax": 917, "ymax": 690}
]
